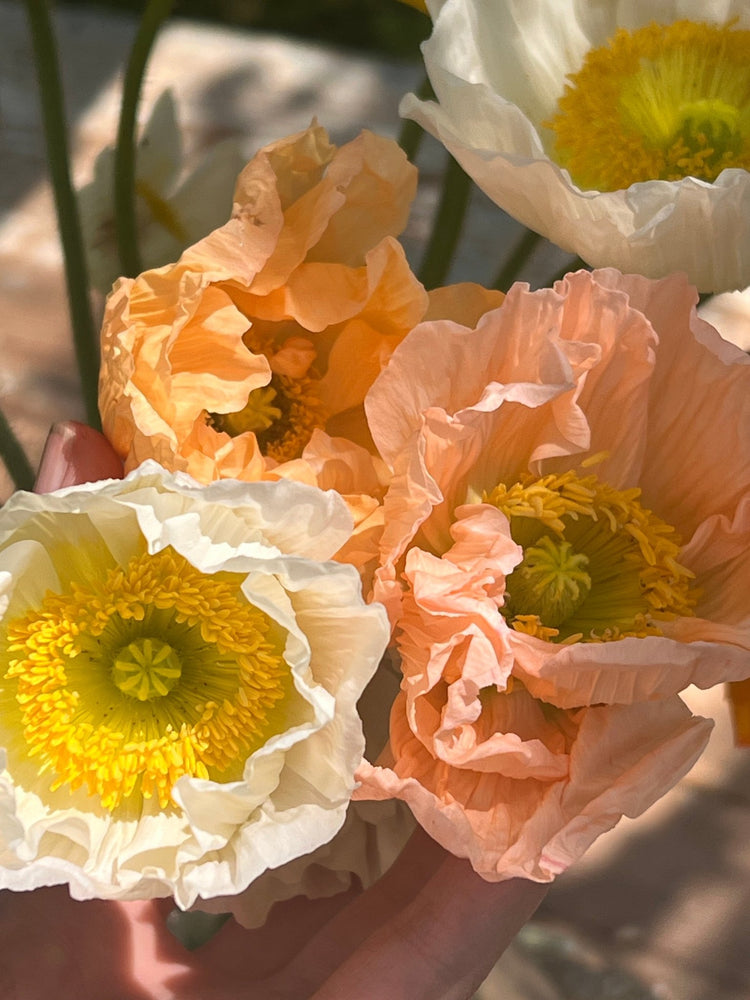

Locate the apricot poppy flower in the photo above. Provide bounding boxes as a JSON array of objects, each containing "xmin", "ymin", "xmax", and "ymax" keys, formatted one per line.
[
  {"xmin": 402, "ymin": 0, "xmax": 750, "ymax": 291},
  {"xmin": 356, "ymin": 268, "xmax": 750, "ymax": 881},
  {"xmin": 99, "ymin": 123, "xmax": 427, "ymax": 486}
]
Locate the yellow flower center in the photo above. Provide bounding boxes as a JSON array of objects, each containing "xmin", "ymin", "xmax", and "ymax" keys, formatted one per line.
[
  {"xmin": 545, "ymin": 20, "xmax": 750, "ymax": 191},
  {"xmin": 1, "ymin": 547, "xmax": 291, "ymax": 812},
  {"xmin": 484, "ymin": 467, "xmax": 696, "ymax": 642}
]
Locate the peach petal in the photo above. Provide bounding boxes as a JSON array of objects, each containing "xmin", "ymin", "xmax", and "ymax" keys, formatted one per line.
[
  {"xmin": 590, "ymin": 270, "xmax": 750, "ymax": 535},
  {"xmin": 538, "ymin": 701, "xmax": 712, "ymax": 878},
  {"xmin": 266, "ymin": 339, "xmax": 313, "ymax": 379},
  {"xmin": 273, "ymin": 433, "xmax": 391, "ymax": 587},
  {"xmin": 366, "ymin": 267, "xmax": 748, "ymax": 883},
  {"xmin": 310, "ymin": 129, "xmax": 418, "ymax": 266},
  {"xmin": 99, "ymin": 124, "xmax": 424, "ymax": 487},
  {"xmin": 510, "ymin": 630, "xmax": 750, "ymax": 709},
  {"xmin": 319, "ymin": 240, "xmax": 429, "ymax": 414},
  {"xmin": 678, "ymin": 496, "xmax": 750, "ymax": 625},
  {"xmin": 433, "ymin": 684, "xmax": 571, "ymax": 781},
  {"xmin": 398, "ymin": 507, "xmax": 522, "ymax": 693},
  {"xmin": 425, "ymin": 282, "xmax": 505, "ymax": 324},
  {"xmin": 540, "ymin": 270, "xmax": 658, "ymax": 488},
  {"xmin": 357, "ymin": 697, "xmax": 710, "ymax": 882}
]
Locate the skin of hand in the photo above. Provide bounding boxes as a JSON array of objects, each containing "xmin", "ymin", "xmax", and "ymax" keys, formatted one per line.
[{"xmin": 0, "ymin": 421, "xmax": 548, "ymax": 1000}]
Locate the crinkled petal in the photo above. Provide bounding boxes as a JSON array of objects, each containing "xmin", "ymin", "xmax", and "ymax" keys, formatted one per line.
[
  {"xmin": 405, "ymin": 0, "xmax": 750, "ymax": 291},
  {"xmin": 0, "ymin": 465, "xmax": 390, "ymax": 911}
]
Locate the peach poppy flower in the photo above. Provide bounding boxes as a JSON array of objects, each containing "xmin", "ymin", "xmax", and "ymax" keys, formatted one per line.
[
  {"xmin": 99, "ymin": 123, "xmax": 427, "ymax": 490},
  {"xmin": 356, "ymin": 268, "xmax": 750, "ymax": 881}
]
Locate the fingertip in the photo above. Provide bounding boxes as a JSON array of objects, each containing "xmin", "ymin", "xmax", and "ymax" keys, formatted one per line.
[{"xmin": 35, "ymin": 421, "xmax": 124, "ymax": 493}]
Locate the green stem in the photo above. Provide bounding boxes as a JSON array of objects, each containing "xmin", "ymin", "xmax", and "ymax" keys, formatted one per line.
[
  {"xmin": 0, "ymin": 407, "xmax": 35, "ymax": 492},
  {"xmin": 492, "ymin": 228, "xmax": 543, "ymax": 292},
  {"xmin": 166, "ymin": 909, "xmax": 232, "ymax": 950},
  {"xmin": 115, "ymin": 0, "xmax": 175, "ymax": 278},
  {"xmin": 397, "ymin": 74, "xmax": 434, "ymax": 163},
  {"xmin": 24, "ymin": 0, "xmax": 100, "ymax": 430},
  {"xmin": 418, "ymin": 154, "xmax": 473, "ymax": 289}
]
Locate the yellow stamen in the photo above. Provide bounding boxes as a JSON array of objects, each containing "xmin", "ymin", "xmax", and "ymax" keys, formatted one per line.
[
  {"xmin": 211, "ymin": 371, "xmax": 326, "ymax": 463},
  {"xmin": 1, "ymin": 547, "xmax": 291, "ymax": 812},
  {"xmin": 485, "ymin": 468, "xmax": 696, "ymax": 642},
  {"xmin": 545, "ymin": 20, "xmax": 750, "ymax": 191}
]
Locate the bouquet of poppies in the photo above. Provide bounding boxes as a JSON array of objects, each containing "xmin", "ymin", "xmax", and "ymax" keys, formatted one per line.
[{"xmin": 1, "ymin": 2, "xmax": 749, "ymax": 997}]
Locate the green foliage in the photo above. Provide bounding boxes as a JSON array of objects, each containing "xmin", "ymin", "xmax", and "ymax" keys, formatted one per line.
[{"xmin": 57, "ymin": 0, "xmax": 430, "ymax": 58}]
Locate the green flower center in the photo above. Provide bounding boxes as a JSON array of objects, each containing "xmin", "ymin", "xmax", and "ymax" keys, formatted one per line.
[
  {"xmin": 112, "ymin": 637, "xmax": 182, "ymax": 701},
  {"xmin": 484, "ymin": 466, "xmax": 696, "ymax": 642},
  {"xmin": 210, "ymin": 371, "xmax": 327, "ymax": 463},
  {"xmin": 507, "ymin": 536, "xmax": 592, "ymax": 628}
]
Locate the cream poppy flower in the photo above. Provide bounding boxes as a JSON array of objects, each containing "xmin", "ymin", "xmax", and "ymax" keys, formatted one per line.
[
  {"xmin": 0, "ymin": 463, "xmax": 390, "ymax": 911},
  {"xmin": 402, "ymin": 0, "xmax": 750, "ymax": 292},
  {"xmin": 357, "ymin": 268, "xmax": 750, "ymax": 881}
]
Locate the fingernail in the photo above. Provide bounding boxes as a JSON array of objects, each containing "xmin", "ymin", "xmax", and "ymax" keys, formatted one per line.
[{"xmin": 34, "ymin": 421, "xmax": 123, "ymax": 493}]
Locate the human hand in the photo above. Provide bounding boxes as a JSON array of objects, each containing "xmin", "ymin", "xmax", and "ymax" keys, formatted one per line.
[{"xmin": 0, "ymin": 421, "xmax": 548, "ymax": 1000}]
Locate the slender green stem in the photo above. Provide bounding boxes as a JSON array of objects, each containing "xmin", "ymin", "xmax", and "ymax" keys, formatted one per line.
[
  {"xmin": 24, "ymin": 0, "xmax": 100, "ymax": 429},
  {"xmin": 492, "ymin": 228, "xmax": 543, "ymax": 292},
  {"xmin": 397, "ymin": 74, "xmax": 434, "ymax": 163},
  {"xmin": 166, "ymin": 909, "xmax": 232, "ymax": 950},
  {"xmin": 115, "ymin": 0, "xmax": 174, "ymax": 278},
  {"xmin": 0, "ymin": 407, "xmax": 35, "ymax": 492},
  {"xmin": 418, "ymin": 154, "xmax": 473, "ymax": 289},
  {"xmin": 546, "ymin": 254, "xmax": 589, "ymax": 287}
]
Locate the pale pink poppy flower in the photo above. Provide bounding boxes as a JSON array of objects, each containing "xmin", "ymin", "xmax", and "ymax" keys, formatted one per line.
[{"xmin": 356, "ymin": 268, "xmax": 750, "ymax": 881}]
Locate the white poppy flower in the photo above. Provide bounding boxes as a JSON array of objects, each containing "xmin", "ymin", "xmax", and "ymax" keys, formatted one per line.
[
  {"xmin": 699, "ymin": 286, "xmax": 750, "ymax": 350},
  {"xmin": 78, "ymin": 90, "xmax": 246, "ymax": 294},
  {"xmin": 0, "ymin": 462, "xmax": 390, "ymax": 912},
  {"xmin": 402, "ymin": 0, "xmax": 750, "ymax": 292}
]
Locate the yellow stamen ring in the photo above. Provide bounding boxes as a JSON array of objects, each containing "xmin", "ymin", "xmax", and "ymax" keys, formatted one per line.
[
  {"xmin": 2, "ymin": 547, "xmax": 291, "ymax": 812},
  {"xmin": 485, "ymin": 469, "xmax": 696, "ymax": 642},
  {"xmin": 546, "ymin": 20, "xmax": 750, "ymax": 191}
]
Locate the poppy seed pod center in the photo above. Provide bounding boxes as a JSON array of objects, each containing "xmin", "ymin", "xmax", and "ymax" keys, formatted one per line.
[
  {"xmin": 506, "ymin": 536, "xmax": 592, "ymax": 628},
  {"xmin": 211, "ymin": 371, "xmax": 327, "ymax": 462},
  {"xmin": 112, "ymin": 637, "xmax": 182, "ymax": 701}
]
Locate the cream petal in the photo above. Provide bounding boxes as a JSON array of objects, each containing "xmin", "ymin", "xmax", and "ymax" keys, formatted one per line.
[
  {"xmin": 0, "ymin": 464, "xmax": 388, "ymax": 909},
  {"xmin": 196, "ymin": 800, "xmax": 414, "ymax": 929}
]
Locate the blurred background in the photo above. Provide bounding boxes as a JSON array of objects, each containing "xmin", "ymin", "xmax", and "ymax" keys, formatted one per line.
[
  {"xmin": 1, "ymin": 3, "xmax": 749, "ymax": 998},
  {"xmin": 57, "ymin": 0, "xmax": 432, "ymax": 55}
]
